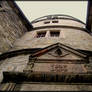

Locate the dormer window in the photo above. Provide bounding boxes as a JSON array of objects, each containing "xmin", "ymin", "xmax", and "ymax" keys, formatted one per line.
[
  {"xmin": 50, "ymin": 31, "xmax": 60, "ymax": 37},
  {"xmin": 36, "ymin": 32, "xmax": 46, "ymax": 38}
]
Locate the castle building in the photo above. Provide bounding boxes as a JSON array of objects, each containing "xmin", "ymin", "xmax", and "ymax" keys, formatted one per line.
[{"xmin": 0, "ymin": 0, "xmax": 92, "ymax": 91}]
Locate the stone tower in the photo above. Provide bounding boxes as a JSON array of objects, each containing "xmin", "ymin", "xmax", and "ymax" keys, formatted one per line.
[
  {"xmin": 0, "ymin": 0, "xmax": 92, "ymax": 91},
  {"xmin": 0, "ymin": 0, "xmax": 32, "ymax": 53}
]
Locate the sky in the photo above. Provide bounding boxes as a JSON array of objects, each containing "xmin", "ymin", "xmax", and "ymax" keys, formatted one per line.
[{"xmin": 16, "ymin": 1, "xmax": 88, "ymax": 23}]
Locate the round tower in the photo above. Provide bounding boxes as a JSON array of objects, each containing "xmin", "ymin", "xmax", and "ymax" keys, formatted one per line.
[
  {"xmin": 13, "ymin": 14, "xmax": 92, "ymax": 51},
  {"xmin": 1, "ymin": 14, "xmax": 92, "ymax": 91}
]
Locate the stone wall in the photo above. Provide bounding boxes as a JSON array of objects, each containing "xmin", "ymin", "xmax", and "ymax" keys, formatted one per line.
[
  {"xmin": 13, "ymin": 27, "xmax": 92, "ymax": 51},
  {"xmin": 32, "ymin": 19, "xmax": 85, "ymax": 28},
  {"xmin": 0, "ymin": 54, "xmax": 29, "ymax": 82},
  {"xmin": 15, "ymin": 83, "xmax": 92, "ymax": 91},
  {"xmin": 0, "ymin": 1, "xmax": 30, "ymax": 53}
]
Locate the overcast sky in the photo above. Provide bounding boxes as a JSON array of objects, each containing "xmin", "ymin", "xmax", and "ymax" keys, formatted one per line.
[{"xmin": 16, "ymin": 1, "xmax": 88, "ymax": 23}]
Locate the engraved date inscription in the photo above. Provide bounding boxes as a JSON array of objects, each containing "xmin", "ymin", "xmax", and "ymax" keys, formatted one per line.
[{"xmin": 50, "ymin": 64, "xmax": 67, "ymax": 72}]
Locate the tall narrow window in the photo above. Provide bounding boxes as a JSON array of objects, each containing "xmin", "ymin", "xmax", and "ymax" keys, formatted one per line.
[
  {"xmin": 37, "ymin": 32, "xmax": 46, "ymax": 38},
  {"xmin": 50, "ymin": 31, "xmax": 60, "ymax": 37}
]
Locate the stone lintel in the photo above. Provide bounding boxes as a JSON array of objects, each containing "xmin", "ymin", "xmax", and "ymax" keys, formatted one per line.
[{"xmin": 2, "ymin": 71, "xmax": 92, "ymax": 83}]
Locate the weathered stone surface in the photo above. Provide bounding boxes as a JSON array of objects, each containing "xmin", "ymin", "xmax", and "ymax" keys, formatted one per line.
[
  {"xmin": 13, "ymin": 27, "xmax": 92, "ymax": 51},
  {"xmin": 0, "ymin": 55, "xmax": 29, "ymax": 82},
  {"xmin": 15, "ymin": 83, "xmax": 92, "ymax": 91},
  {"xmin": 0, "ymin": 2, "xmax": 92, "ymax": 91},
  {"xmin": 0, "ymin": 1, "xmax": 29, "ymax": 53},
  {"xmin": 1, "ymin": 83, "xmax": 92, "ymax": 91}
]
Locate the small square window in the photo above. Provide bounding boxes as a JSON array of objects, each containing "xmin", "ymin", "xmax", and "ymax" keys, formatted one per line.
[
  {"xmin": 44, "ymin": 21, "xmax": 50, "ymax": 24},
  {"xmin": 37, "ymin": 32, "xmax": 46, "ymax": 38},
  {"xmin": 50, "ymin": 31, "xmax": 60, "ymax": 37},
  {"xmin": 52, "ymin": 20, "xmax": 58, "ymax": 23}
]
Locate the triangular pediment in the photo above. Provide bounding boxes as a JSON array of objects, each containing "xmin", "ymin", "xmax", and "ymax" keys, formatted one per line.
[
  {"xmin": 25, "ymin": 43, "xmax": 88, "ymax": 74},
  {"xmin": 30, "ymin": 43, "xmax": 87, "ymax": 62}
]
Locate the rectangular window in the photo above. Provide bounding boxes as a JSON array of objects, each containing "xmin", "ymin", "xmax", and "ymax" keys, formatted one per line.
[
  {"xmin": 52, "ymin": 20, "xmax": 58, "ymax": 23},
  {"xmin": 44, "ymin": 21, "xmax": 50, "ymax": 24},
  {"xmin": 37, "ymin": 32, "xmax": 46, "ymax": 38},
  {"xmin": 50, "ymin": 31, "xmax": 60, "ymax": 37}
]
